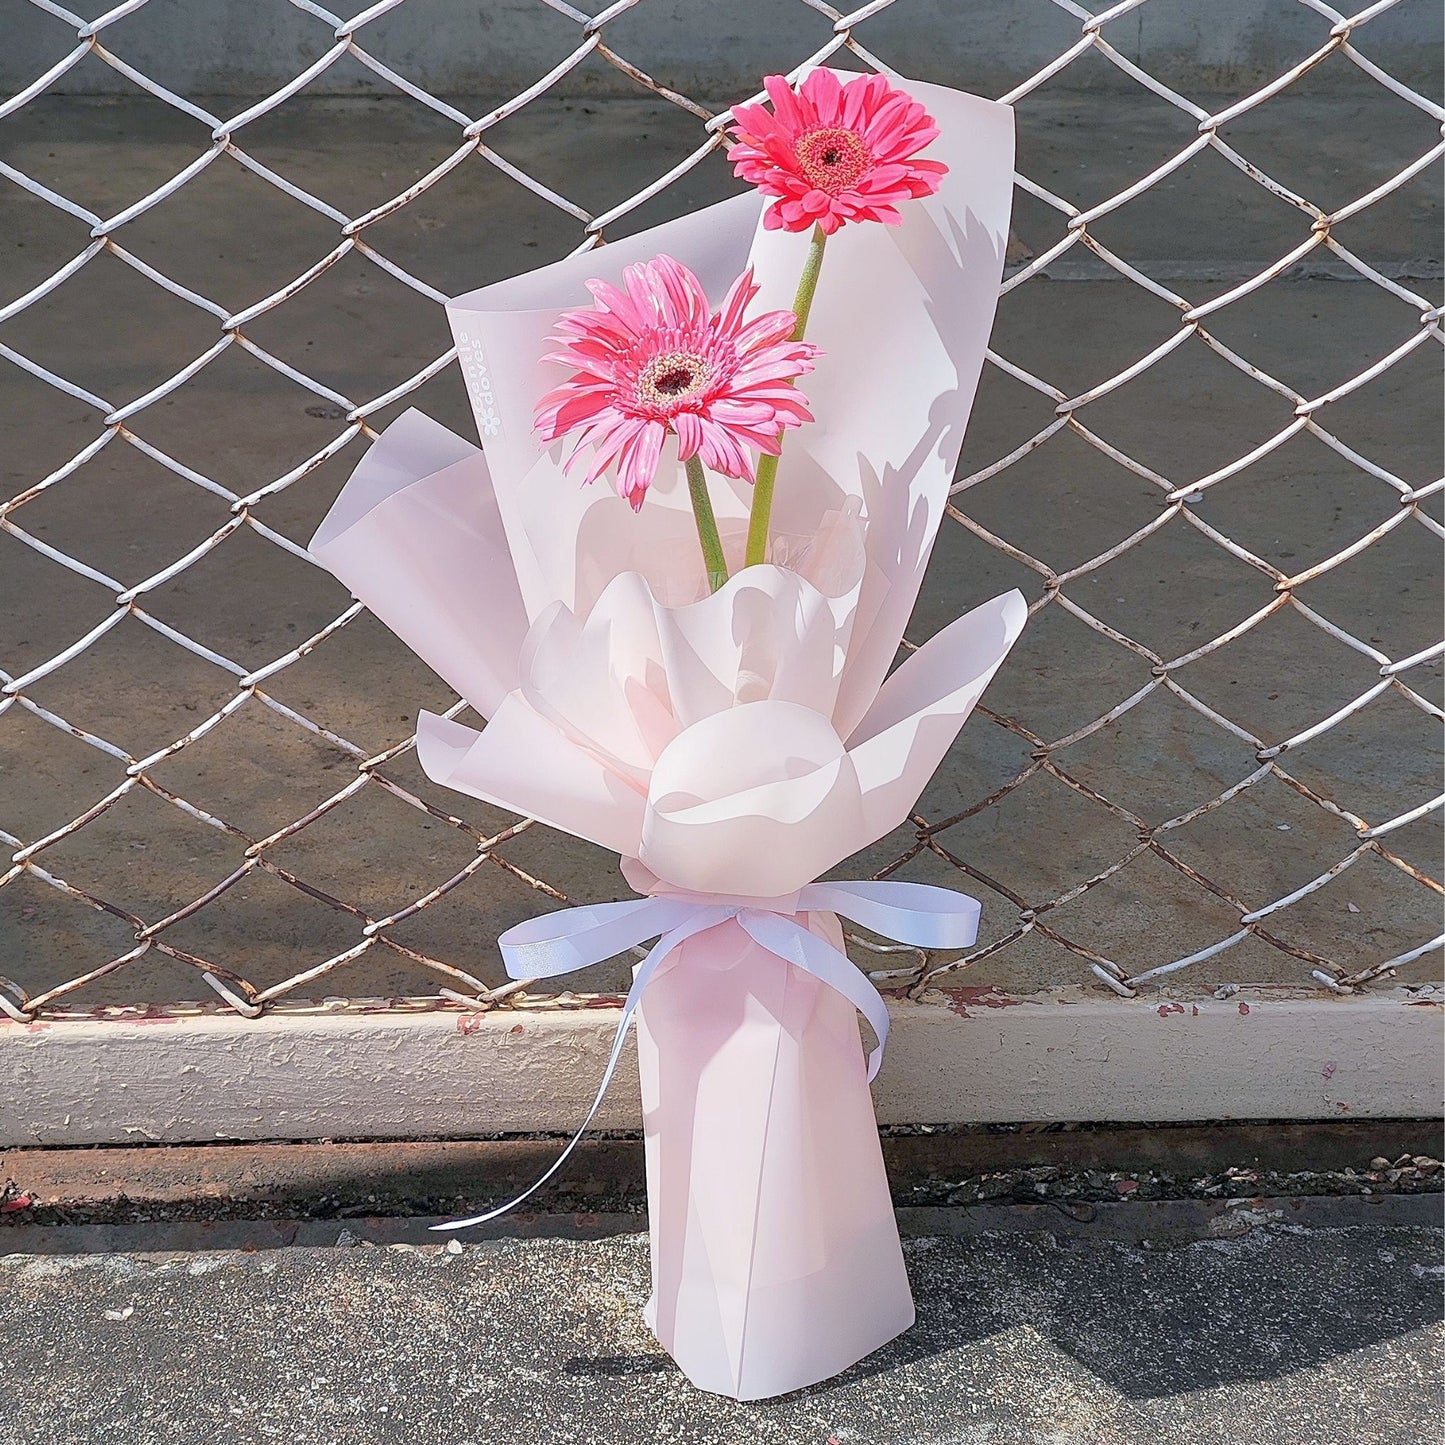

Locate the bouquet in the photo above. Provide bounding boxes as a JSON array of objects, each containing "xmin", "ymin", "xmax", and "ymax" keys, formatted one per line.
[{"xmin": 311, "ymin": 68, "xmax": 1023, "ymax": 1399}]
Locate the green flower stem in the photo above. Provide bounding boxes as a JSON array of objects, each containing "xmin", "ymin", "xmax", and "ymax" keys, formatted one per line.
[
  {"xmin": 685, "ymin": 454, "xmax": 729, "ymax": 593},
  {"xmin": 744, "ymin": 223, "xmax": 828, "ymax": 569}
]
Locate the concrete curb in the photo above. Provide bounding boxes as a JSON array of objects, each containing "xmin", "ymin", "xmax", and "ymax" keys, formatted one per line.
[{"xmin": 4, "ymin": 986, "xmax": 1441, "ymax": 1145}]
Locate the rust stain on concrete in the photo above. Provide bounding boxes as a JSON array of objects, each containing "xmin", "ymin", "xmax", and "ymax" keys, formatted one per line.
[{"xmin": 945, "ymin": 988, "xmax": 1025, "ymax": 1018}]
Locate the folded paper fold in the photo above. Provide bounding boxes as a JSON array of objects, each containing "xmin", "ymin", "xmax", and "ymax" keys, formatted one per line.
[
  {"xmin": 414, "ymin": 581, "xmax": 1024, "ymax": 900},
  {"xmin": 309, "ymin": 409, "xmax": 528, "ymax": 718}
]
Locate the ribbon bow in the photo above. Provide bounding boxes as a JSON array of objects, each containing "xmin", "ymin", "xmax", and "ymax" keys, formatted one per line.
[{"xmin": 432, "ymin": 878, "xmax": 980, "ymax": 1230}]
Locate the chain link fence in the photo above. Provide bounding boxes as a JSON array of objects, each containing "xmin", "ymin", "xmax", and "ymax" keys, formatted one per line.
[{"xmin": 0, "ymin": 0, "xmax": 1440, "ymax": 1026}]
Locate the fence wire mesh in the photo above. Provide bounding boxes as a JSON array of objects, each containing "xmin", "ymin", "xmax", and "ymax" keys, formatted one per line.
[{"xmin": 0, "ymin": 0, "xmax": 1441, "ymax": 1023}]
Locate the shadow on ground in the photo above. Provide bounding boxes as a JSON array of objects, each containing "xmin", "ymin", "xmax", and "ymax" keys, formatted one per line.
[{"xmin": 1, "ymin": 1200, "xmax": 1439, "ymax": 1444}]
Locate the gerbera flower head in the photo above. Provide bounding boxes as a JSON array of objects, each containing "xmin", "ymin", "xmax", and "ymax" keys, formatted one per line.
[
  {"xmin": 727, "ymin": 70, "xmax": 947, "ymax": 235},
  {"xmin": 533, "ymin": 255, "xmax": 820, "ymax": 511}
]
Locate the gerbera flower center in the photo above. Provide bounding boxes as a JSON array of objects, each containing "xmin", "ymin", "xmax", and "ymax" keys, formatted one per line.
[
  {"xmin": 637, "ymin": 350, "xmax": 712, "ymax": 412},
  {"xmin": 794, "ymin": 127, "xmax": 871, "ymax": 194}
]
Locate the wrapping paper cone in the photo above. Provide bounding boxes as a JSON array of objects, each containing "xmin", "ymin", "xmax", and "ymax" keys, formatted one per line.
[
  {"xmin": 637, "ymin": 910, "xmax": 913, "ymax": 1399},
  {"xmin": 308, "ymin": 70, "xmax": 1023, "ymax": 1400}
]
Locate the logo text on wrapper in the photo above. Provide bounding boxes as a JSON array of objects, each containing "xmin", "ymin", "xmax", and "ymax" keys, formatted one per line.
[{"xmin": 459, "ymin": 338, "xmax": 502, "ymax": 437}]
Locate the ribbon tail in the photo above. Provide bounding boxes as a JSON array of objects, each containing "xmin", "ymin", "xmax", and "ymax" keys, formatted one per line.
[
  {"xmin": 431, "ymin": 908, "xmax": 730, "ymax": 1231},
  {"xmin": 737, "ymin": 911, "xmax": 891, "ymax": 1083},
  {"xmin": 798, "ymin": 878, "xmax": 982, "ymax": 951},
  {"xmin": 497, "ymin": 895, "xmax": 695, "ymax": 981}
]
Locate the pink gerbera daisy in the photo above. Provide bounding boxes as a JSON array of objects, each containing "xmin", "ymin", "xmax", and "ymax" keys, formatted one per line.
[
  {"xmin": 727, "ymin": 70, "xmax": 947, "ymax": 235},
  {"xmin": 533, "ymin": 255, "xmax": 820, "ymax": 511}
]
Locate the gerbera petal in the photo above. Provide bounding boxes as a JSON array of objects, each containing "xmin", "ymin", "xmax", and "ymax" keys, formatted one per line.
[
  {"xmin": 874, "ymin": 124, "xmax": 940, "ymax": 163},
  {"xmin": 731, "ymin": 308, "xmax": 802, "ymax": 354},
  {"xmin": 699, "ymin": 416, "xmax": 751, "ymax": 479},
  {"xmin": 534, "ymin": 387, "xmax": 615, "ymax": 441},
  {"xmin": 708, "ymin": 398, "xmax": 777, "ymax": 428},
  {"xmin": 673, "ymin": 409, "xmax": 704, "ymax": 461},
  {"xmin": 840, "ymin": 72, "xmax": 872, "ymax": 131},
  {"xmin": 643, "ymin": 254, "xmax": 703, "ymax": 331},
  {"xmin": 714, "ymin": 266, "xmax": 760, "ymax": 340},
  {"xmin": 728, "ymin": 105, "xmax": 765, "ymax": 136},
  {"xmin": 742, "ymin": 345, "xmax": 821, "ymax": 378},
  {"xmin": 582, "ymin": 415, "xmax": 644, "ymax": 488},
  {"xmin": 763, "ymin": 73, "xmax": 806, "ymax": 133},
  {"xmin": 799, "ymin": 66, "xmax": 844, "ymax": 124},
  {"xmin": 584, "ymin": 276, "xmax": 650, "ymax": 336},
  {"xmin": 626, "ymin": 261, "xmax": 672, "ymax": 329},
  {"xmin": 624, "ymin": 419, "xmax": 667, "ymax": 507}
]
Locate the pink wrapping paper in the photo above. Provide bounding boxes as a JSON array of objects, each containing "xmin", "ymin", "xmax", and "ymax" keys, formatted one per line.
[
  {"xmin": 637, "ymin": 913, "xmax": 913, "ymax": 1399},
  {"xmin": 310, "ymin": 72, "xmax": 1022, "ymax": 1398}
]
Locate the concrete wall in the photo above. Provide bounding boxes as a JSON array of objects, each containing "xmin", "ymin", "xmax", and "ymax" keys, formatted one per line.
[{"xmin": 5, "ymin": 0, "xmax": 1441, "ymax": 98}]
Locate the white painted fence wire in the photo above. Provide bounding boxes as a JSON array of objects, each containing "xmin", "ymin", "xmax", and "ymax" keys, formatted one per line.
[{"xmin": 0, "ymin": 0, "xmax": 1441, "ymax": 1023}]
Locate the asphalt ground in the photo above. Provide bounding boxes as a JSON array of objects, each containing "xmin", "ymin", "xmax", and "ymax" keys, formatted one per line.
[{"xmin": 1, "ymin": 1195, "xmax": 1441, "ymax": 1445}]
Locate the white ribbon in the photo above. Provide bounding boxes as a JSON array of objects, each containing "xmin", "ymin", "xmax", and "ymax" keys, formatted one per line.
[{"xmin": 431, "ymin": 878, "xmax": 980, "ymax": 1231}]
